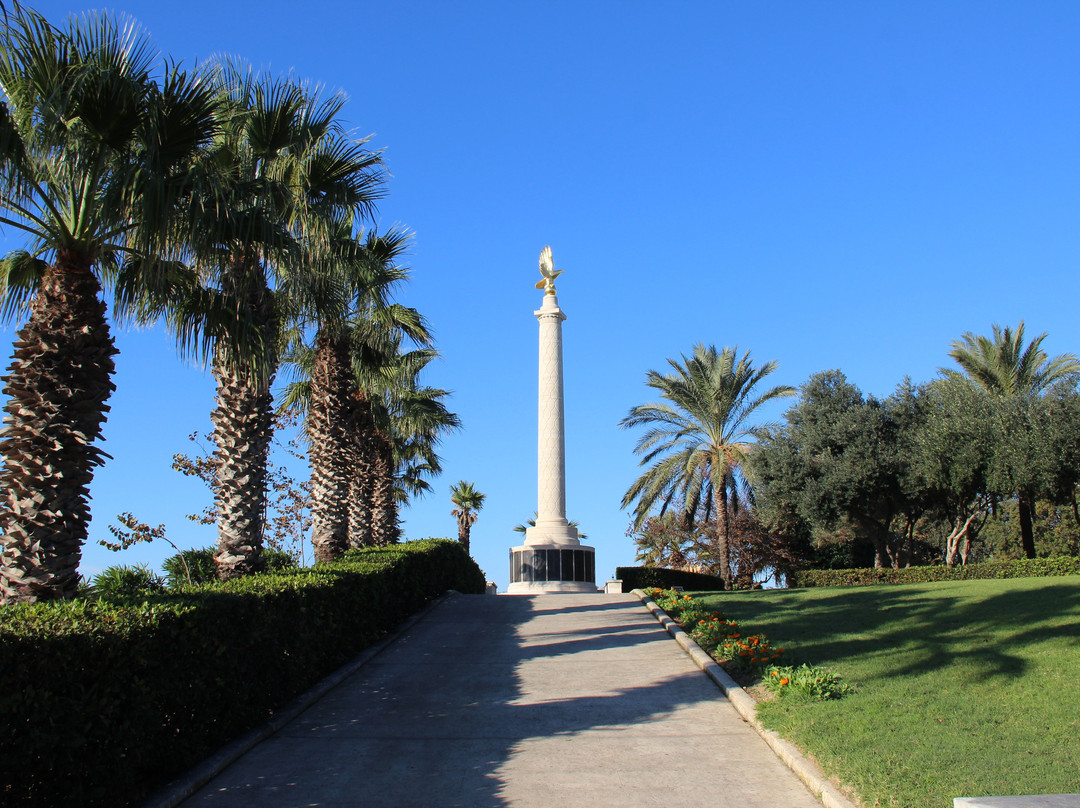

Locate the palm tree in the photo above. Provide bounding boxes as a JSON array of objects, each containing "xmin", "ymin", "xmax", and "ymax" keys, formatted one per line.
[
  {"xmin": 620, "ymin": 344, "xmax": 795, "ymax": 590},
  {"xmin": 363, "ymin": 349, "xmax": 459, "ymax": 546},
  {"xmin": 0, "ymin": 8, "xmax": 219, "ymax": 602},
  {"xmin": 945, "ymin": 321, "xmax": 1080, "ymax": 558},
  {"xmin": 450, "ymin": 481, "xmax": 485, "ymax": 555},
  {"xmin": 280, "ymin": 227, "xmax": 412, "ymax": 562},
  {"xmin": 156, "ymin": 63, "xmax": 383, "ymax": 578},
  {"xmin": 946, "ymin": 321, "xmax": 1079, "ymax": 398}
]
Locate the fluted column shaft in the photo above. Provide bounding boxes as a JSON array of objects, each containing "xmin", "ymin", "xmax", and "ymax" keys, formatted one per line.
[
  {"xmin": 536, "ymin": 295, "xmax": 566, "ymax": 525},
  {"xmin": 524, "ymin": 294, "xmax": 578, "ymax": 546}
]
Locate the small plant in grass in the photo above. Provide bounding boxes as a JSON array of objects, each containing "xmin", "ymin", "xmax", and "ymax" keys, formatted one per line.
[
  {"xmin": 92, "ymin": 564, "xmax": 167, "ymax": 597},
  {"xmin": 763, "ymin": 663, "xmax": 853, "ymax": 700}
]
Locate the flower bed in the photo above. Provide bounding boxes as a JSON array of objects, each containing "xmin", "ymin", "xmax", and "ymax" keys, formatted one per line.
[{"xmin": 642, "ymin": 587, "xmax": 853, "ymax": 701}]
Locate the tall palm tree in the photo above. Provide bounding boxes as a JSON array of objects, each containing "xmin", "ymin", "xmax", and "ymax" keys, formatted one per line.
[
  {"xmin": 945, "ymin": 321, "xmax": 1080, "ymax": 558},
  {"xmin": 620, "ymin": 344, "xmax": 795, "ymax": 589},
  {"xmin": 341, "ymin": 339, "xmax": 457, "ymax": 549},
  {"xmin": 450, "ymin": 481, "xmax": 485, "ymax": 555},
  {"xmin": 280, "ymin": 227, "xmax": 412, "ymax": 562},
  {"xmin": 156, "ymin": 63, "xmax": 383, "ymax": 578},
  {"xmin": 0, "ymin": 8, "xmax": 219, "ymax": 602}
]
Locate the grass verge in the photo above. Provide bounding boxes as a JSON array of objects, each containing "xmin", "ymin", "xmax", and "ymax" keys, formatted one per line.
[{"xmin": 694, "ymin": 577, "xmax": 1080, "ymax": 808}]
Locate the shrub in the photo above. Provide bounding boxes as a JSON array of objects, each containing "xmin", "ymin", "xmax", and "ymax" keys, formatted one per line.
[
  {"xmin": 0, "ymin": 539, "xmax": 484, "ymax": 807},
  {"xmin": 262, "ymin": 547, "xmax": 297, "ymax": 572},
  {"xmin": 162, "ymin": 546, "xmax": 299, "ymax": 587},
  {"xmin": 790, "ymin": 556, "xmax": 1080, "ymax": 588},
  {"xmin": 162, "ymin": 547, "xmax": 216, "ymax": 586},
  {"xmin": 91, "ymin": 564, "xmax": 167, "ymax": 597},
  {"xmin": 763, "ymin": 663, "xmax": 853, "ymax": 700},
  {"xmin": 617, "ymin": 566, "xmax": 727, "ymax": 591}
]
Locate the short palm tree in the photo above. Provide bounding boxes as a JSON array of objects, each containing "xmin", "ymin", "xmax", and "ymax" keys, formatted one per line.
[
  {"xmin": 0, "ymin": 8, "xmax": 219, "ymax": 602},
  {"xmin": 450, "ymin": 481, "xmax": 485, "ymax": 555},
  {"xmin": 364, "ymin": 349, "xmax": 459, "ymax": 546},
  {"xmin": 945, "ymin": 321, "xmax": 1080, "ymax": 558},
  {"xmin": 620, "ymin": 344, "xmax": 795, "ymax": 589}
]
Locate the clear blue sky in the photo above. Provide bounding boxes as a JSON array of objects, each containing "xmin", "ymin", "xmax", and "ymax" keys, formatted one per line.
[{"xmin": 5, "ymin": 1, "xmax": 1080, "ymax": 590}]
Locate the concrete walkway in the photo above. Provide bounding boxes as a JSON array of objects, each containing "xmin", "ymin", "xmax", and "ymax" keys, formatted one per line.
[{"xmin": 177, "ymin": 593, "xmax": 825, "ymax": 807}]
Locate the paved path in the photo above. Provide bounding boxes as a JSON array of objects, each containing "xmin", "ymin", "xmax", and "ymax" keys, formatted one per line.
[{"xmin": 178, "ymin": 593, "xmax": 824, "ymax": 807}]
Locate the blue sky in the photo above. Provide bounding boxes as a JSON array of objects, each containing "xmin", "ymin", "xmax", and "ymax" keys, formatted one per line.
[{"xmin": 4, "ymin": 1, "xmax": 1080, "ymax": 590}]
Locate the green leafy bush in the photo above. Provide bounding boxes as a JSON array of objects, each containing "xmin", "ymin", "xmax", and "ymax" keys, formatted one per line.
[
  {"xmin": 91, "ymin": 563, "xmax": 166, "ymax": 597},
  {"xmin": 0, "ymin": 539, "xmax": 484, "ymax": 807},
  {"xmin": 790, "ymin": 556, "xmax": 1080, "ymax": 588},
  {"xmin": 162, "ymin": 546, "xmax": 298, "ymax": 586},
  {"xmin": 263, "ymin": 547, "xmax": 297, "ymax": 572},
  {"xmin": 162, "ymin": 547, "xmax": 216, "ymax": 585},
  {"xmin": 763, "ymin": 663, "xmax": 853, "ymax": 700},
  {"xmin": 617, "ymin": 565, "xmax": 726, "ymax": 591}
]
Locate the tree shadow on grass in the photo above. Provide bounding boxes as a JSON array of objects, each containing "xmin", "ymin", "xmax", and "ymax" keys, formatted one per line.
[{"xmin": 708, "ymin": 578, "xmax": 1080, "ymax": 683}]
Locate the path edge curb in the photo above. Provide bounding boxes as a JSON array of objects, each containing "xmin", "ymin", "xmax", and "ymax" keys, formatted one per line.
[
  {"xmin": 632, "ymin": 588, "xmax": 861, "ymax": 808},
  {"xmin": 139, "ymin": 589, "xmax": 463, "ymax": 808}
]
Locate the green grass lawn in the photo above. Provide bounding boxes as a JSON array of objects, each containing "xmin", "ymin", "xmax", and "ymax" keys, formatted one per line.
[{"xmin": 694, "ymin": 577, "xmax": 1080, "ymax": 808}]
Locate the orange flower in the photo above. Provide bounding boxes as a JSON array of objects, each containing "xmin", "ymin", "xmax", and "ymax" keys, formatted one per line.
[
  {"xmin": 771, "ymin": 670, "xmax": 779, "ymax": 677},
  {"xmin": 780, "ymin": 678, "xmax": 790, "ymax": 686}
]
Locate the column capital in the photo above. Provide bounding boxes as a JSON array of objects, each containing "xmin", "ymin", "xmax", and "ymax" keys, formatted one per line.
[{"xmin": 534, "ymin": 294, "xmax": 566, "ymax": 321}]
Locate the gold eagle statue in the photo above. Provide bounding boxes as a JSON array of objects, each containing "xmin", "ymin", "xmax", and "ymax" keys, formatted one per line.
[{"xmin": 535, "ymin": 245, "xmax": 562, "ymax": 295}]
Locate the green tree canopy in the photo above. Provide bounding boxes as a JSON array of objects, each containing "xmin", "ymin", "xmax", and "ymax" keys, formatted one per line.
[
  {"xmin": 621, "ymin": 344, "xmax": 795, "ymax": 589},
  {"xmin": 0, "ymin": 7, "xmax": 219, "ymax": 602},
  {"xmin": 450, "ymin": 481, "xmax": 485, "ymax": 555}
]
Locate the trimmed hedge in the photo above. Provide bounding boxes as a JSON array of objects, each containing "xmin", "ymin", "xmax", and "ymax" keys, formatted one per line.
[
  {"xmin": 0, "ymin": 539, "xmax": 484, "ymax": 807},
  {"xmin": 789, "ymin": 556, "xmax": 1080, "ymax": 588},
  {"xmin": 616, "ymin": 566, "xmax": 727, "ymax": 591}
]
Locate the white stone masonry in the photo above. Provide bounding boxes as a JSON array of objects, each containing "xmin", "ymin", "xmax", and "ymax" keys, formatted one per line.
[{"xmin": 524, "ymin": 293, "xmax": 579, "ymax": 547}]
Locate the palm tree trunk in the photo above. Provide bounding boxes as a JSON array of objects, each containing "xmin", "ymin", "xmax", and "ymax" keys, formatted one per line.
[
  {"xmin": 347, "ymin": 393, "xmax": 376, "ymax": 548},
  {"xmin": 309, "ymin": 333, "xmax": 351, "ymax": 563},
  {"xmin": 713, "ymin": 482, "xmax": 732, "ymax": 591},
  {"xmin": 457, "ymin": 514, "xmax": 471, "ymax": 555},
  {"xmin": 0, "ymin": 256, "xmax": 117, "ymax": 603},
  {"xmin": 370, "ymin": 432, "xmax": 398, "ymax": 546},
  {"xmin": 1017, "ymin": 492, "xmax": 1037, "ymax": 559},
  {"xmin": 211, "ymin": 359, "xmax": 272, "ymax": 578},
  {"xmin": 211, "ymin": 256, "xmax": 276, "ymax": 579}
]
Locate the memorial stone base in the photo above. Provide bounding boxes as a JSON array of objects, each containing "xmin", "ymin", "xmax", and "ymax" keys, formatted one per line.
[{"xmin": 507, "ymin": 544, "xmax": 597, "ymax": 593}]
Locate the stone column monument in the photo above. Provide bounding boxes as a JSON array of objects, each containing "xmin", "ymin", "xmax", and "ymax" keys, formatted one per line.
[{"xmin": 508, "ymin": 247, "xmax": 597, "ymax": 593}]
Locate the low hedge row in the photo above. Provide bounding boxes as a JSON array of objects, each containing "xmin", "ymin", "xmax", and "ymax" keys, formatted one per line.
[
  {"xmin": 789, "ymin": 556, "xmax": 1080, "ymax": 588},
  {"xmin": 616, "ymin": 566, "xmax": 727, "ymax": 591},
  {"xmin": 0, "ymin": 539, "xmax": 485, "ymax": 807}
]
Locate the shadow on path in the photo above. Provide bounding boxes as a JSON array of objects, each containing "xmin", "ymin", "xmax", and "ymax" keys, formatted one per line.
[{"xmin": 178, "ymin": 594, "xmax": 821, "ymax": 808}]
